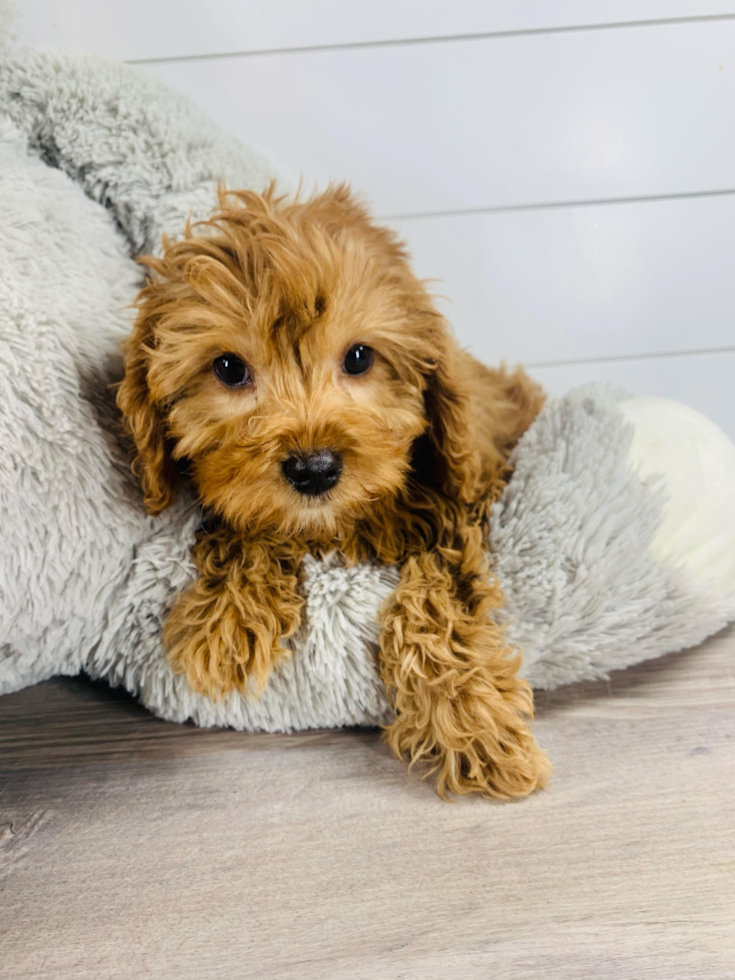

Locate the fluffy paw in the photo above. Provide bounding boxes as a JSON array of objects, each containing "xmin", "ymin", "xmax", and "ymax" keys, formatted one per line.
[
  {"xmin": 385, "ymin": 675, "xmax": 551, "ymax": 800},
  {"xmin": 164, "ymin": 532, "xmax": 304, "ymax": 699}
]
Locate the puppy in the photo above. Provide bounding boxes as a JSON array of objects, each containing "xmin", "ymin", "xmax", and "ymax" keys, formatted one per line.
[{"xmin": 117, "ymin": 183, "xmax": 550, "ymax": 799}]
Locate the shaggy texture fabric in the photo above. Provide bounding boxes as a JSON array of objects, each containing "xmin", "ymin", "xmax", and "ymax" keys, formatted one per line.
[{"xmin": 1, "ymin": 42, "xmax": 733, "ymax": 730}]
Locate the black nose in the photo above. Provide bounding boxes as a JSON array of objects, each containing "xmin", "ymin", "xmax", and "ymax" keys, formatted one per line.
[{"xmin": 282, "ymin": 450, "xmax": 343, "ymax": 496}]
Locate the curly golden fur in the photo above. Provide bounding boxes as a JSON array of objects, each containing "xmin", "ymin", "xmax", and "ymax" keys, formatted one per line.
[{"xmin": 117, "ymin": 183, "xmax": 550, "ymax": 799}]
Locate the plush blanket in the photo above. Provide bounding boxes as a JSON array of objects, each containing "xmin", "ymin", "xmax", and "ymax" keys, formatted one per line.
[{"xmin": 1, "ymin": 41, "xmax": 733, "ymax": 731}]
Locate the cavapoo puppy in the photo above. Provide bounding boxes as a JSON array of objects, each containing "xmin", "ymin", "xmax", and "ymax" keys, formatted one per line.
[{"xmin": 117, "ymin": 183, "xmax": 550, "ymax": 799}]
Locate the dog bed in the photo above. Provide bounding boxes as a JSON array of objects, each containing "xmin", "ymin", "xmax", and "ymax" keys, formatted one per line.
[{"xmin": 1, "ymin": 42, "xmax": 734, "ymax": 731}]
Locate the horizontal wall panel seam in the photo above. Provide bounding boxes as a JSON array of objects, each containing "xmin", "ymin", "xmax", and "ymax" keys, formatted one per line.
[
  {"xmin": 526, "ymin": 347, "xmax": 735, "ymax": 370},
  {"xmin": 131, "ymin": 13, "xmax": 735, "ymax": 66}
]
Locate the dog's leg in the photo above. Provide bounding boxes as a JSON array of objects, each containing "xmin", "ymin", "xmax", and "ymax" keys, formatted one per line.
[
  {"xmin": 379, "ymin": 525, "xmax": 550, "ymax": 800},
  {"xmin": 164, "ymin": 527, "xmax": 305, "ymax": 698}
]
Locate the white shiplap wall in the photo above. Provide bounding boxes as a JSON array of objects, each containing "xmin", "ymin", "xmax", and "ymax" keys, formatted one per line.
[{"xmin": 18, "ymin": 2, "xmax": 735, "ymax": 437}]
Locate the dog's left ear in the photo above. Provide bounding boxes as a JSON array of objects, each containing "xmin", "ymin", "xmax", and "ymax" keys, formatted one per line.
[{"xmin": 418, "ymin": 333, "xmax": 483, "ymax": 505}]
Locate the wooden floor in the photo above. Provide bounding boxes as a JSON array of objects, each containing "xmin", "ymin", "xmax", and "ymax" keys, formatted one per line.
[{"xmin": 1, "ymin": 629, "xmax": 734, "ymax": 980}]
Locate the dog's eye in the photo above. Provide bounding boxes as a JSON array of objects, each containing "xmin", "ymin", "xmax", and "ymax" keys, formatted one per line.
[
  {"xmin": 343, "ymin": 344, "xmax": 374, "ymax": 376},
  {"xmin": 213, "ymin": 353, "xmax": 251, "ymax": 387}
]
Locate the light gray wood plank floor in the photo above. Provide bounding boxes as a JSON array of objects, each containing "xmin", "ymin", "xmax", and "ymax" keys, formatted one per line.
[{"xmin": 1, "ymin": 627, "xmax": 734, "ymax": 980}]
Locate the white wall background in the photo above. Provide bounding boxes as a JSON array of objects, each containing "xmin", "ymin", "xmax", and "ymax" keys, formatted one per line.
[{"xmin": 18, "ymin": 1, "xmax": 735, "ymax": 437}]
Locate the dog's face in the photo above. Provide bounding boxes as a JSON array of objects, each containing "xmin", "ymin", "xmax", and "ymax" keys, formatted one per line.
[{"xmin": 118, "ymin": 185, "xmax": 474, "ymax": 538}]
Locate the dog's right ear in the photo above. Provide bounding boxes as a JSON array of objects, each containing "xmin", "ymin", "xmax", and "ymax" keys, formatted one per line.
[{"xmin": 117, "ymin": 300, "xmax": 179, "ymax": 516}]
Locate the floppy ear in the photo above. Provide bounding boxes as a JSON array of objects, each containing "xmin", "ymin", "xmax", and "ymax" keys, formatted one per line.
[
  {"xmin": 117, "ymin": 302, "xmax": 179, "ymax": 515},
  {"xmin": 415, "ymin": 335, "xmax": 483, "ymax": 506}
]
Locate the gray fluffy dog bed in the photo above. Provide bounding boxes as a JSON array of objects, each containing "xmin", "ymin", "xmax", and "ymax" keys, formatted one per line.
[{"xmin": 1, "ymin": 41, "xmax": 734, "ymax": 731}]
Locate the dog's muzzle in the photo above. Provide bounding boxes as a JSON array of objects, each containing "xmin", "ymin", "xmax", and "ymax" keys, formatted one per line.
[{"xmin": 282, "ymin": 450, "xmax": 343, "ymax": 496}]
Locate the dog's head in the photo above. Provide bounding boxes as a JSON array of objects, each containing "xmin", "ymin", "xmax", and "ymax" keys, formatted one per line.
[{"xmin": 118, "ymin": 184, "xmax": 479, "ymax": 539}]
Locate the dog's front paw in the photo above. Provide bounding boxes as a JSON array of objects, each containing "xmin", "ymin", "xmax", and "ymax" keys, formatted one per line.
[
  {"xmin": 164, "ymin": 596, "xmax": 275, "ymax": 699},
  {"xmin": 380, "ymin": 552, "xmax": 551, "ymax": 800},
  {"xmin": 385, "ymin": 676, "xmax": 550, "ymax": 801},
  {"xmin": 163, "ymin": 560, "xmax": 302, "ymax": 699},
  {"xmin": 440, "ymin": 698, "xmax": 551, "ymax": 801}
]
